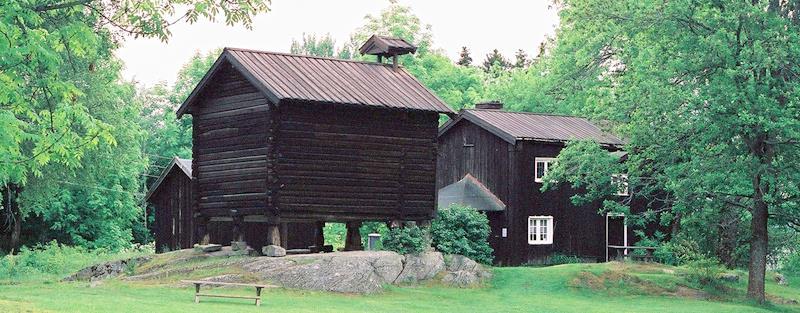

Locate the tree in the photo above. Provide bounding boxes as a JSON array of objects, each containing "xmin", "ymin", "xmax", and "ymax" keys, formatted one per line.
[
  {"xmin": 457, "ymin": 46, "xmax": 473, "ymax": 66},
  {"xmin": 482, "ymin": 49, "xmax": 511, "ymax": 73},
  {"xmin": 290, "ymin": 33, "xmax": 337, "ymax": 58},
  {"xmin": 513, "ymin": 49, "xmax": 530, "ymax": 68},
  {"xmin": 349, "ymin": 0, "xmax": 434, "ymax": 59},
  {"xmin": 536, "ymin": 0, "xmax": 800, "ymax": 302},
  {"xmin": 0, "ymin": 0, "xmax": 269, "ymax": 252}
]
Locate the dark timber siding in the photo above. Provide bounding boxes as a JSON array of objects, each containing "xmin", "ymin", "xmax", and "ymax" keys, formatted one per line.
[
  {"xmin": 276, "ymin": 102, "xmax": 439, "ymax": 222},
  {"xmin": 192, "ymin": 65, "xmax": 271, "ymax": 218},
  {"xmin": 150, "ymin": 167, "xmax": 194, "ymax": 251},
  {"xmin": 437, "ymin": 118, "xmax": 640, "ymax": 266},
  {"xmin": 436, "ymin": 121, "xmax": 514, "ymax": 265}
]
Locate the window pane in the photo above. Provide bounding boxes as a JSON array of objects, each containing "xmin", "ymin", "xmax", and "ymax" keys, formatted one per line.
[{"xmin": 536, "ymin": 162, "xmax": 545, "ymax": 178}]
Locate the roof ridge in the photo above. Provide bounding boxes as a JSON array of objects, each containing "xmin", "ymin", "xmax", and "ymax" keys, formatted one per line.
[
  {"xmin": 465, "ymin": 108, "xmax": 591, "ymax": 119},
  {"xmin": 224, "ymin": 47, "xmax": 397, "ymax": 67}
]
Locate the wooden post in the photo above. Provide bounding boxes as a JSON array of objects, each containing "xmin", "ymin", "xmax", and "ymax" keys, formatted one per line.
[
  {"xmin": 194, "ymin": 283, "xmax": 201, "ymax": 303},
  {"xmin": 196, "ymin": 215, "xmax": 210, "ymax": 245},
  {"xmin": 266, "ymin": 223, "xmax": 281, "ymax": 247},
  {"xmin": 314, "ymin": 221, "xmax": 325, "ymax": 248},
  {"xmin": 280, "ymin": 222, "xmax": 288, "ymax": 248},
  {"xmin": 344, "ymin": 221, "xmax": 363, "ymax": 251}
]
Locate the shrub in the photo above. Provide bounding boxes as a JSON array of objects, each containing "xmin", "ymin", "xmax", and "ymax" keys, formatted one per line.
[
  {"xmin": 684, "ymin": 256, "xmax": 725, "ymax": 288},
  {"xmin": 0, "ymin": 241, "xmax": 153, "ymax": 282},
  {"xmin": 382, "ymin": 225, "xmax": 429, "ymax": 255},
  {"xmin": 550, "ymin": 254, "xmax": 582, "ymax": 265},
  {"xmin": 430, "ymin": 205, "xmax": 494, "ymax": 264},
  {"xmin": 781, "ymin": 251, "xmax": 800, "ymax": 276}
]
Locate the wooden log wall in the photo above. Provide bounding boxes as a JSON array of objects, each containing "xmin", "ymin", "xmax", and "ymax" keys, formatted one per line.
[
  {"xmin": 192, "ymin": 65, "xmax": 271, "ymax": 218},
  {"xmin": 151, "ymin": 168, "xmax": 194, "ymax": 252},
  {"xmin": 275, "ymin": 102, "xmax": 439, "ymax": 222}
]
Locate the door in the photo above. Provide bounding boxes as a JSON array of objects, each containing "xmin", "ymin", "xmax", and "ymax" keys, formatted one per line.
[{"xmin": 605, "ymin": 213, "xmax": 627, "ymax": 261}]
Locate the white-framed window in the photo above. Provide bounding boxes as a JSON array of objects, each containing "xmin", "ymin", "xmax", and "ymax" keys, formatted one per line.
[
  {"xmin": 534, "ymin": 157, "xmax": 556, "ymax": 183},
  {"xmin": 528, "ymin": 216, "xmax": 554, "ymax": 245},
  {"xmin": 611, "ymin": 174, "xmax": 629, "ymax": 196}
]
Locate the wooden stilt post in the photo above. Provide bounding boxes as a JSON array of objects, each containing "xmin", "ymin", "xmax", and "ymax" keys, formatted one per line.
[
  {"xmin": 314, "ymin": 221, "xmax": 325, "ymax": 248},
  {"xmin": 266, "ymin": 223, "xmax": 281, "ymax": 247},
  {"xmin": 344, "ymin": 221, "xmax": 363, "ymax": 251},
  {"xmin": 280, "ymin": 222, "xmax": 288, "ymax": 248},
  {"xmin": 196, "ymin": 215, "xmax": 210, "ymax": 245}
]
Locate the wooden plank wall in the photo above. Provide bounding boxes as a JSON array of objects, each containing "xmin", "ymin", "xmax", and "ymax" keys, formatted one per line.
[
  {"xmin": 276, "ymin": 102, "xmax": 439, "ymax": 222},
  {"xmin": 151, "ymin": 168, "xmax": 194, "ymax": 252},
  {"xmin": 436, "ymin": 121, "xmax": 513, "ymax": 264},
  {"xmin": 192, "ymin": 65, "xmax": 271, "ymax": 217}
]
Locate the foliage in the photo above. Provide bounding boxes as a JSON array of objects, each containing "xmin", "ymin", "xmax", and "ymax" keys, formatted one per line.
[
  {"xmin": 513, "ymin": 49, "xmax": 530, "ymax": 69},
  {"xmin": 781, "ymin": 252, "xmax": 800, "ymax": 276},
  {"xmin": 482, "ymin": 49, "xmax": 511, "ymax": 73},
  {"xmin": 290, "ymin": 33, "xmax": 342, "ymax": 58},
  {"xmin": 0, "ymin": 240, "xmax": 152, "ymax": 282},
  {"xmin": 382, "ymin": 225, "xmax": 429, "ymax": 255},
  {"xmin": 457, "ymin": 46, "xmax": 473, "ymax": 66},
  {"xmin": 323, "ymin": 223, "xmax": 346, "ymax": 250},
  {"xmin": 430, "ymin": 205, "xmax": 493, "ymax": 264},
  {"xmin": 531, "ymin": 0, "xmax": 800, "ymax": 301},
  {"xmin": 549, "ymin": 254, "xmax": 582, "ymax": 265},
  {"xmin": 684, "ymin": 256, "xmax": 726, "ymax": 289},
  {"xmin": 359, "ymin": 221, "xmax": 389, "ymax": 250}
]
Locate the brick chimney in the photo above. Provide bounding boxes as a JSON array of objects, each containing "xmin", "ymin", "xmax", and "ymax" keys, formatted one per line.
[{"xmin": 475, "ymin": 101, "xmax": 504, "ymax": 110}]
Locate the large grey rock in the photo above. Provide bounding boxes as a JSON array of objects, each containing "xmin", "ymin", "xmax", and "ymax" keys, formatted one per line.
[
  {"xmin": 194, "ymin": 244, "xmax": 222, "ymax": 253},
  {"xmin": 442, "ymin": 254, "xmax": 492, "ymax": 287},
  {"xmin": 231, "ymin": 241, "xmax": 248, "ymax": 251},
  {"xmin": 63, "ymin": 256, "xmax": 151, "ymax": 281},
  {"xmin": 263, "ymin": 245, "xmax": 286, "ymax": 257},
  {"xmin": 719, "ymin": 273, "xmax": 739, "ymax": 283},
  {"xmin": 244, "ymin": 251, "xmax": 404, "ymax": 294},
  {"xmin": 395, "ymin": 252, "xmax": 445, "ymax": 283}
]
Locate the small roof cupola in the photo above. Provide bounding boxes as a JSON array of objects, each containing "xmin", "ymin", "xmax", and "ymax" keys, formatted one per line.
[
  {"xmin": 359, "ymin": 34, "xmax": 417, "ymax": 68},
  {"xmin": 475, "ymin": 100, "xmax": 504, "ymax": 110}
]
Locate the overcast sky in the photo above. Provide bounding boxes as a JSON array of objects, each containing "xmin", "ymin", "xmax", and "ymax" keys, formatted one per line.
[{"xmin": 117, "ymin": 0, "xmax": 560, "ymax": 86}]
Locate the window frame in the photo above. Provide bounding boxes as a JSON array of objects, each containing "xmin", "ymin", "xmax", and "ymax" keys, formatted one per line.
[
  {"xmin": 527, "ymin": 215, "xmax": 554, "ymax": 245},
  {"xmin": 534, "ymin": 157, "xmax": 556, "ymax": 183},
  {"xmin": 611, "ymin": 174, "xmax": 629, "ymax": 196}
]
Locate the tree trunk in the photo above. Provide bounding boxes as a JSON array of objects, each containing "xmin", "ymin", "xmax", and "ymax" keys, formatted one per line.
[
  {"xmin": 5, "ymin": 184, "xmax": 21, "ymax": 254},
  {"xmin": 747, "ymin": 174, "xmax": 768, "ymax": 303}
]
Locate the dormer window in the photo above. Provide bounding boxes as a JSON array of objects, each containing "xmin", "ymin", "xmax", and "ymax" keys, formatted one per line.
[
  {"xmin": 611, "ymin": 174, "xmax": 629, "ymax": 196},
  {"xmin": 534, "ymin": 157, "xmax": 556, "ymax": 183}
]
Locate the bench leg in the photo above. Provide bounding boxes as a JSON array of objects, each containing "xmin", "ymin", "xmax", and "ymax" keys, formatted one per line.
[
  {"xmin": 256, "ymin": 287, "xmax": 262, "ymax": 306},
  {"xmin": 195, "ymin": 283, "xmax": 201, "ymax": 303}
]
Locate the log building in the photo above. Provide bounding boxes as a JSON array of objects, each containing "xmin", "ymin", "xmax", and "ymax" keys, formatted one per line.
[
  {"xmin": 173, "ymin": 35, "xmax": 454, "ymax": 251},
  {"xmin": 437, "ymin": 102, "xmax": 652, "ymax": 266}
]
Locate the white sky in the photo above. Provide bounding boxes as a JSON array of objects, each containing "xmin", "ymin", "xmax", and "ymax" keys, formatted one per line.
[{"xmin": 117, "ymin": 0, "xmax": 560, "ymax": 86}]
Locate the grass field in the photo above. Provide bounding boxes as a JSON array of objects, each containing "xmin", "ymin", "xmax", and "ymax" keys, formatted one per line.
[{"xmin": 0, "ymin": 260, "xmax": 797, "ymax": 313}]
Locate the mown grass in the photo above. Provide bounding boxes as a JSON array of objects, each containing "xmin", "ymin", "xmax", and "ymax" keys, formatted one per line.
[{"xmin": 0, "ymin": 259, "xmax": 797, "ymax": 313}]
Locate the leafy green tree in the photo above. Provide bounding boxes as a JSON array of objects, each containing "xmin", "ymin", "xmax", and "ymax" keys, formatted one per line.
[
  {"xmin": 0, "ymin": 0, "xmax": 269, "ymax": 252},
  {"xmin": 538, "ymin": 0, "xmax": 800, "ymax": 302},
  {"xmin": 482, "ymin": 49, "xmax": 511, "ymax": 73},
  {"xmin": 290, "ymin": 33, "xmax": 337, "ymax": 58},
  {"xmin": 513, "ymin": 49, "xmax": 530, "ymax": 68},
  {"xmin": 431, "ymin": 205, "xmax": 493, "ymax": 264},
  {"xmin": 349, "ymin": 0, "xmax": 434, "ymax": 58},
  {"xmin": 457, "ymin": 47, "xmax": 473, "ymax": 66}
]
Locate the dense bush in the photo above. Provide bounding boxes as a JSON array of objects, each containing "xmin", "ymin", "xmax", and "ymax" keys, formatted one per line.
[
  {"xmin": 430, "ymin": 205, "xmax": 493, "ymax": 264},
  {"xmin": 0, "ymin": 241, "xmax": 152, "ymax": 281},
  {"xmin": 549, "ymin": 254, "xmax": 582, "ymax": 265},
  {"xmin": 684, "ymin": 256, "xmax": 725, "ymax": 288},
  {"xmin": 382, "ymin": 225, "xmax": 429, "ymax": 254}
]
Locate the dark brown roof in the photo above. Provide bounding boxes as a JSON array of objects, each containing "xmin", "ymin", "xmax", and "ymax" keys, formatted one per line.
[
  {"xmin": 177, "ymin": 48, "xmax": 452, "ymax": 117},
  {"xmin": 439, "ymin": 109, "xmax": 625, "ymax": 145},
  {"xmin": 145, "ymin": 157, "xmax": 192, "ymax": 201},
  {"xmin": 358, "ymin": 35, "xmax": 418, "ymax": 57}
]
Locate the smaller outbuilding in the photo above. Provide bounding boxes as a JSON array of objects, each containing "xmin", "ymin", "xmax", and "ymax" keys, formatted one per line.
[{"xmin": 145, "ymin": 157, "xmax": 315, "ymax": 252}]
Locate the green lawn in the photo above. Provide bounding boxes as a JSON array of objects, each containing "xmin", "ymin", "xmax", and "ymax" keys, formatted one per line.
[{"xmin": 0, "ymin": 262, "xmax": 797, "ymax": 313}]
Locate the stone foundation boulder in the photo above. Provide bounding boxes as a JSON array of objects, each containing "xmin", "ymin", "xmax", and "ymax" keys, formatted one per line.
[
  {"xmin": 395, "ymin": 252, "xmax": 445, "ymax": 283},
  {"xmin": 63, "ymin": 256, "xmax": 152, "ymax": 281}
]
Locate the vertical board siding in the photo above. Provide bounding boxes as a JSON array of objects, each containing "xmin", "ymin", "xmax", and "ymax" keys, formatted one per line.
[
  {"xmin": 276, "ymin": 102, "xmax": 439, "ymax": 221},
  {"xmin": 193, "ymin": 65, "xmax": 271, "ymax": 216},
  {"xmin": 152, "ymin": 168, "xmax": 194, "ymax": 251}
]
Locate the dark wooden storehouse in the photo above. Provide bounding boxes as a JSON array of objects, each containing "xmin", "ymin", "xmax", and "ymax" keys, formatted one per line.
[
  {"xmin": 146, "ymin": 157, "xmax": 316, "ymax": 252},
  {"xmin": 175, "ymin": 35, "xmax": 454, "ymax": 251},
  {"xmin": 145, "ymin": 157, "xmax": 194, "ymax": 251},
  {"xmin": 437, "ymin": 102, "xmax": 644, "ymax": 266}
]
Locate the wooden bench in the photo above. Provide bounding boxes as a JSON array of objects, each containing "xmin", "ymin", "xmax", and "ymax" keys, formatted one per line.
[{"xmin": 181, "ymin": 280, "xmax": 277, "ymax": 306}]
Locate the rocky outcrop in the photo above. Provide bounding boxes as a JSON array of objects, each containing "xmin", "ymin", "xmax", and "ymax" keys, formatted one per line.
[
  {"xmin": 68, "ymin": 250, "xmax": 491, "ymax": 294},
  {"xmin": 63, "ymin": 256, "xmax": 152, "ymax": 281}
]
